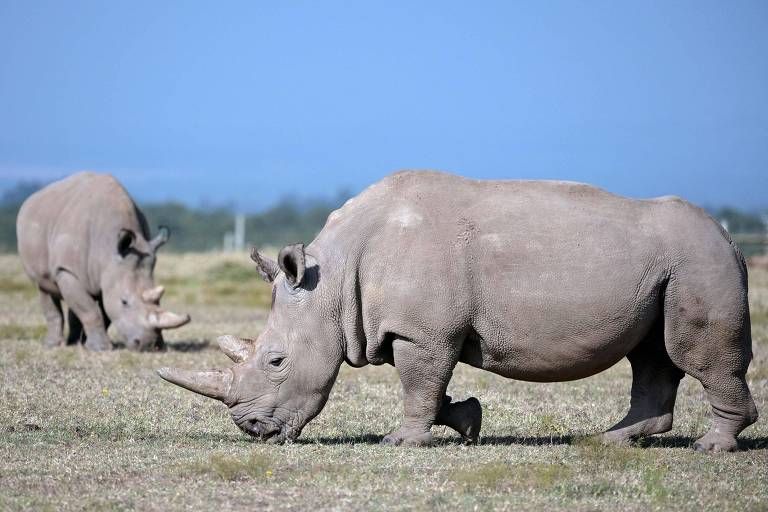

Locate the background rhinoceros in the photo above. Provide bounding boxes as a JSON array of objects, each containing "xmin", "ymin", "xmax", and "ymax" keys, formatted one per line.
[
  {"xmin": 17, "ymin": 172, "xmax": 190, "ymax": 351},
  {"xmin": 159, "ymin": 170, "xmax": 757, "ymax": 451}
]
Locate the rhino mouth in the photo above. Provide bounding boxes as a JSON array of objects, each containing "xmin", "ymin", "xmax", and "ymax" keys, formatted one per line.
[{"xmin": 237, "ymin": 418, "xmax": 298, "ymax": 444}]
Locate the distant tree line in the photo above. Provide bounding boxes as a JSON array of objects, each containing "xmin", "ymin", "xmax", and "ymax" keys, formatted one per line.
[
  {"xmin": 0, "ymin": 180, "xmax": 765, "ymax": 253},
  {"xmin": 0, "ymin": 181, "xmax": 349, "ymax": 252},
  {"xmin": 141, "ymin": 193, "xmax": 350, "ymax": 252}
]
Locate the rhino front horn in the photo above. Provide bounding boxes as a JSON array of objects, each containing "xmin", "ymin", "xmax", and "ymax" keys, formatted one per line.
[
  {"xmin": 149, "ymin": 310, "xmax": 190, "ymax": 329},
  {"xmin": 218, "ymin": 335, "xmax": 254, "ymax": 363},
  {"xmin": 156, "ymin": 367, "xmax": 232, "ymax": 401}
]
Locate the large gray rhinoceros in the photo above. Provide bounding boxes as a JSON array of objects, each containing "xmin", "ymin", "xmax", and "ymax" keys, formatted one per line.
[
  {"xmin": 17, "ymin": 172, "xmax": 190, "ymax": 351},
  {"xmin": 158, "ymin": 171, "xmax": 757, "ymax": 451}
]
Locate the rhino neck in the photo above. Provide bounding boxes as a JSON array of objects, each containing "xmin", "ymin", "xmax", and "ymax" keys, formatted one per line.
[{"xmin": 308, "ymin": 238, "xmax": 369, "ymax": 368}]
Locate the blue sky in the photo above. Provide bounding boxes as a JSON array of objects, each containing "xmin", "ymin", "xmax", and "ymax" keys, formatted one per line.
[{"xmin": 1, "ymin": 1, "xmax": 766, "ymax": 211}]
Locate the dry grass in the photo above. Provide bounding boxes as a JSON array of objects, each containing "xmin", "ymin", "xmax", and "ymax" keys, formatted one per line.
[{"xmin": 0, "ymin": 253, "xmax": 767, "ymax": 511}]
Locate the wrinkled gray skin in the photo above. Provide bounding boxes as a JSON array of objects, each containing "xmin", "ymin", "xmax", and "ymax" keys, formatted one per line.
[
  {"xmin": 17, "ymin": 172, "xmax": 190, "ymax": 351},
  {"xmin": 159, "ymin": 171, "xmax": 757, "ymax": 451}
]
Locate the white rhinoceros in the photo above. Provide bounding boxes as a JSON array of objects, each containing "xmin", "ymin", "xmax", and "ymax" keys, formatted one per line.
[
  {"xmin": 159, "ymin": 170, "xmax": 757, "ymax": 451},
  {"xmin": 17, "ymin": 172, "xmax": 190, "ymax": 351}
]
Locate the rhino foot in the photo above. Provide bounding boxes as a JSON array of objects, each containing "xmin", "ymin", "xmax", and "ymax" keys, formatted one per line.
[
  {"xmin": 84, "ymin": 334, "xmax": 113, "ymax": 352},
  {"xmin": 43, "ymin": 335, "xmax": 65, "ymax": 348},
  {"xmin": 693, "ymin": 432, "xmax": 739, "ymax": 453},
  {"xmin": 597, "ymin": 431, "xmax": 634, "ymax": 446},
  {"xmin": 455, "ymin": 397, "xmax": 482, "ymax": 445},
  {"xmin": 435, "ymin": 396, "xmax": 483, "ymax": 445},
  {"xmin": 381, "ymin": 428, "xmax": 433, "ymax": 447}
]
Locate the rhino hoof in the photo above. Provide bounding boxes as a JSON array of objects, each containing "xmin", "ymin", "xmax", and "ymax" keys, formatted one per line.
[
  {"xmin": 43, "ymin": 336, "xmax": 64, "ymax": 348},
  {"xmin": 381, "ymin": 428, "xmax": 433, "ymax": 447},
  {"xmin": 460, "ymin": 397, "xmax": 482, "ymax": 445},
  {"xmin": 85, "ymin": 336, "xmax": 113, "ymax": 352},
  {"xmin": 437, "ymin": 396, "xmax": 483, "ymax": 445},
  {"xmin": 693, "ymin": 433, "xmax": 739, "ymax": 453},
  {"xmin": 597, "ymin": 431, "xmax": 634, "ymax": 446}
]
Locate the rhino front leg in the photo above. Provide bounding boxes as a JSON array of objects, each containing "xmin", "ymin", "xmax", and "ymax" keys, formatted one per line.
[
  {"xmin": 66, "ymin": 300, "xmax": 108, "ymax": 345},
  {"xmin": 38, "ymin": 289, "xmax": 64, "ymax": 347},
  {"xmin": 382, "ymin": 337, "xmax": 459, "ymax": 447},
  {"xmin": 56, "ymin": 271, "xmax": 112, "ymax": 351}
]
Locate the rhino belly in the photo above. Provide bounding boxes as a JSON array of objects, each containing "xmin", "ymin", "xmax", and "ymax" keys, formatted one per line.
[{"xmin": 460, "ymin": 288, "xmax": 661, "ymax": 382}]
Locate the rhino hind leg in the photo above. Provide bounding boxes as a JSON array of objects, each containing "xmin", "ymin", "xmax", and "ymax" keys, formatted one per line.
[
  {"xmin": 382, "ymin": 337, "xmax": 460, "ymax": 447},
  {"xmin": 692, "ymin": 376, "xmax": 758, "ymax": 452},
  {"xmin": 602, "ymin": 327, "xmax": 683, "ymax": 444},
  {"xmin": 435, "ymin": 395, "xmax": 482, "ymax": 444},
  {"xmin": 662, "ymin": 273, "xmax": 758, "ymax": 452},
  {"xmin": 38, "ymin": 290, "xmax": 64, "ymax": 347},
  {"xmin": 56, "ymin": 271, "xmax": 113, "ymax": 351}
]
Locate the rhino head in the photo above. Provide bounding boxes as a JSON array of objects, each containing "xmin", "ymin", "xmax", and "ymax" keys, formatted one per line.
[
  {"xmin": 102, "ymin": 227, "xmax": 190, "ymax": 351},
  {"xmin": 157, "ymin": 244, "xmax": 343, "ymax": 442}
]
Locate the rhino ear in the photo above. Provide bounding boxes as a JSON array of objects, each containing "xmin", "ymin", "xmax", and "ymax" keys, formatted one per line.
[
  {"xmin": 117, "ymin": 229, "xmax": 135, "ymax": 257},
  {"xmin": 149, "ymin": 225, "xmax": 170, "ymax": 253},
  {"xmin": 278, "ymin": 244, "xmax": 305, "ymax": 288},
  {"xmin": 250, "ymin": 247, "xmax": 279, "ymax": 283}
]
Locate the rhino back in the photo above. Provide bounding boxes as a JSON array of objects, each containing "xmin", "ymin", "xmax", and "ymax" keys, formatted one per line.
[
  {"xmin": 17, "ymin": 172, "xmax": 150, "ymax": 294},
  {"xmin": 312, "ymin": 171, "xmax": 737, "ymax": 380}
]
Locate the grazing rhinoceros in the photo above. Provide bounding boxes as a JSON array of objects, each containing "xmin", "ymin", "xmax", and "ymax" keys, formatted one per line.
[
  {"xmin": 158, "ymin": 170, "xmax": 757, "ymax": 451},
  {"xmin": 17, "ymin": 172, "xmax": 190, "ymax": 351}
]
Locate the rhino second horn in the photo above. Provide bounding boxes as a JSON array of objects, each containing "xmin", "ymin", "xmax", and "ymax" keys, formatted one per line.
[
  {"xmin": 149, "ymin": 310, "xmax": 191, "ymax": 329},
  {"xmin": 142, "ymin": 285, "xmax": 165, "ymax": 303},
  {"xmin": 218, "ymin": 335, "xmax": 254, "ymax": 363},
  {"xmin": 156, "ymin": 367, "xmax": 232, "ymax": 401}
]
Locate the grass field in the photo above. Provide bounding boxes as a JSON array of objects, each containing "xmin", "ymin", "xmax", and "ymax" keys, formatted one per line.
[{"xmin": 1, "ymin": 252, "xmax": 766, "ymax": 511}]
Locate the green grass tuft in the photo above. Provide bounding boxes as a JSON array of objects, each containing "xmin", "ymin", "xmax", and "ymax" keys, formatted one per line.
[
  {"xmin": 181, "ymin": 451, "xmax": 274, "ymax": 481},
  {"xmin": 0, "ymin": 277, "xmax": 35, "ymax": 296},
  {"xmin": 206, "ymin": 261, "xmax": 255, "ymax": 282},
  {"xmin": 159, "ymin": 257, "xmax": 272, "ymax": 309},
  {"xmin": 0, "ymin": 324, "xmax": 46, "ymax": 340},
  {"xmin": 451, "ymin": 461, "xmax": 572, "ymax": 491}
]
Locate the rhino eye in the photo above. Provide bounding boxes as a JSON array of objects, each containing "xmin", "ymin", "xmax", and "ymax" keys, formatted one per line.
[
  {"xmin": 269, "ymin": 357, "xmax": 285, "ymax": 367},
  {"xmin": 121, "ymin": 298, "xmax": 129, "ymax": 307}
]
